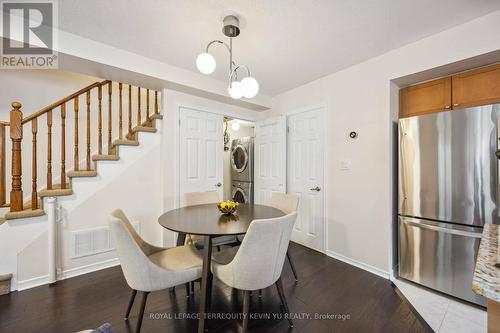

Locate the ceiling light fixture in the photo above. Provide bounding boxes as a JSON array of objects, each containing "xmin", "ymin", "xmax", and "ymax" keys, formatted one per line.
[{"xmin": 196, "ymin": 15, "xmax": 259, "ymax": 100}]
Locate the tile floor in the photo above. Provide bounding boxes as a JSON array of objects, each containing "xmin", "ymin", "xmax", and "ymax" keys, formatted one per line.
[{"xmin": 394, "ymin": 279, "xmax": 487, "ymax": 333}]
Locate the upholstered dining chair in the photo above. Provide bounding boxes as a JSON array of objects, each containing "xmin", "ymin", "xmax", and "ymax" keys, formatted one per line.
[
  {"xmin": 211, "ymin": 212, "xmax": 298, "ymax": 332},
  {"xmin": 109, "ymin": 209, "xmax": 203, "ymax": 333},
  {"xmin": 184, "ymin": 191, "xmax": 239, "ymax": 250},
  {"xmin": 269, "ymin": 192, "xmax": 300, "ymax": 282}
]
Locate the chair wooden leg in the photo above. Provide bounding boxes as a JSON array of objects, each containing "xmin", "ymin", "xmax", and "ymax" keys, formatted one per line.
[
  {"xmin": 276, "ymin": 278, "xmax": 293, "ymax": 328},
  {"xmin": 125, "ymin": 289, "xmax": 137, "ymax": 320},
  {"xmin": 217, "ymin": 245, "xmax": 221, "ymax": 252},
  {"xmin": 136, "ymin": 291, "xmax": 149, "ymax": 333},
  {"xmin": 185, "ymin": 282, "xmax": 191, "ymax": 297},
  {"xmin": 190, "ymin": 281, "xmax": 195, "ymax": 294},
  {"xmin": 286, "ymin": 250, "xmax": 298, "ymax": 282},
  {"xmin": 242, "ymin": 290, "xmax": 250, "ymax": 333}
]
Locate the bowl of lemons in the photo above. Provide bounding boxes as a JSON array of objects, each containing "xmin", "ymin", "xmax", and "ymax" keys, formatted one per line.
[{"xmin": 217, "ymin": 201, "xmax": 239, "ymax": 215}]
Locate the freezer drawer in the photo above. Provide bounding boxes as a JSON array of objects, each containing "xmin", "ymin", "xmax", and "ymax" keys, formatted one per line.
[{"xmin": 398, "ymin": 216, "xmax": 486, "ymax": 306}]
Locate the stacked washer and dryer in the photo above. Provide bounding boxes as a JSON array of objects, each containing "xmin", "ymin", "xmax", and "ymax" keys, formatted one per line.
[{"xmin": 230, "ymin": 137, "xmax": 254, "ymax": 204}]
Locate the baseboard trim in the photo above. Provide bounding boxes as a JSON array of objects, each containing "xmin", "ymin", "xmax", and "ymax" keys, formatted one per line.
[
  {"xmin": 17, "ymin": 274, "xmax": 49, "ymax": 291},
  {"xmin": 58, "ymin": 258, "xmax": 120, "ymax": 280},
  {"xmin": 16, "ymin": 257, "xmax": 120, "ymax": 292},
  {"xmin": 325, "ymin": 250, "xmax": 390, "ymax": 279}
]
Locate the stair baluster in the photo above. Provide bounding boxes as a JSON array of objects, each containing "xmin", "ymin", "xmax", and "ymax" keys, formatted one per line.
[
  {"xmin": 98, "ymin": 85, "xmax": 103, "ymax": 154},
  {"xmin": 127, "ymin": 85, "xmax": 132, "ymax": 139},
  {"xmin": 47, "ymin": 110, "xmax": 52, "ymax": 190},
  {"xmin": 137, "ymin": 86, "xmax": 141, "ymax": 126},
  {"xmin": 31, "ymin": 118, "xmax": 37, "ymax": 209},
  {"xmin": 10, "ymin": 102, "xmax": 23, "ymax": 212},
  {"xmin": 107, "ymin": 82, "xmax": 112, "ymax": 154},
  {"xmin": 61, "ymin": 104, "xmax": 66, "ymax": 189},
  {"xmin": 155, "ymin": 91, "xmax": 159, "ymax": 115},
  {"xmin": 146, "ymin": 89, "xmax": 150, "ymax": 124},
  {"xmin": 86, "ymin": 91, "xmax": 91, "ymax": 170},
  {"xmin": 118, "ymin": 83, "xmax": 123, "ymax": 140},
  {"xmin": 74, "ymin": 97, "xmax": 79, "ymax": 171}
]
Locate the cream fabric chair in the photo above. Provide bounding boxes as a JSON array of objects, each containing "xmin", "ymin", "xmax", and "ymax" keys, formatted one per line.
[
  {"xmin": 212, "ymin": 212, "xmax": 298, "ymax": 332},
  {"xmin": 270, "ymin": 192, "xmax": 300, "ymax": 281},
  {"xmin": 184, "ymin": 191, "xmax": 238, "ymax": 249},
  {"xmin": 109, "ymin": 209, "xmax": 203, "ymax": 333}
]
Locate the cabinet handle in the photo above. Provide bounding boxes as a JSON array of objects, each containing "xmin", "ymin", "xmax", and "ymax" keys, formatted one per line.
[
  {"xmin": 453, "ymin": 103, "xmax": 459, "ymax": 107},
  {"xmin": 444, "ymin": 105, "xmax": 450, "ymax": 109}
]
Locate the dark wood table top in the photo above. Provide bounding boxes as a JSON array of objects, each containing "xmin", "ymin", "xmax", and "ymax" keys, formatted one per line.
[{"xmin": 158, "ymin": 203, "xmax": 285, "ymax": 236}]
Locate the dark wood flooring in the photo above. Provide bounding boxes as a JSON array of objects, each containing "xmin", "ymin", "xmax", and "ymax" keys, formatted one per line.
[{"xmin": 0, "ymin": 242, "xmax": 432, "ymax": 333}]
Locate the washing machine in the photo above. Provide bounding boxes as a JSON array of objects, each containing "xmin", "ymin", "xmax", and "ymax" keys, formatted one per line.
[
  {"xmin": 230, "ymin": 137, "xmax": 254, "ymax": 182},
  {"xmin": 231, "ymin": 181, "xmax": 254, "ymax": 204}
]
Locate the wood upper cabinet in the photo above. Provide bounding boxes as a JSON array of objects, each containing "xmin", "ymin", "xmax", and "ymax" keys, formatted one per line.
[
  {"xmin": 399, "ymin": 77, "xmax": 452, "ymax": 118},
  {"xmin": 452, "ymin": 63, "xmax": 500, "ymax": 109}
]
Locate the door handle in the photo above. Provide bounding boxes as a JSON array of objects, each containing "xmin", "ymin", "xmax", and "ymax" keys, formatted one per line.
[
  {"xmin": 401, "ymin": 218, "xmax": 482, "ymax": 238},
  {"xmin": 310, "ymin": 186, "xmax": 321, "ymax": 192},
  {"xmin": 215, "ymin": 182, "xmax": 222, "ymax": 187}
]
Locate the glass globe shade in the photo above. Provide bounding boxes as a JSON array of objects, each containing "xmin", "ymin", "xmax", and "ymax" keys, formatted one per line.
[
  {"xmin": 231, "ymin": 120, "xmax": 240, "ymax": 131},
  {"xmin": 228, "ymin": 81, "xmax": 243, "ymax": 99},
  {"xmin": 240, "ymin": 77, "xmax": 259, "ymax": 98},
  {"xmin": 196, "ymin": 53, "xmax": 216, "ymax": 74}
]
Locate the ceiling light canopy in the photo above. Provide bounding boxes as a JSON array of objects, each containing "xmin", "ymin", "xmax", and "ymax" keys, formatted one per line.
[{"xmin": 196, "ymin": 15, "xmax": 259, "ymax": 100}]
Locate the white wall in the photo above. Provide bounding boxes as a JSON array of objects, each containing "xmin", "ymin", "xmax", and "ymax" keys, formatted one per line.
[
  {"xmin": 161, "ymin": 90, "xmax": 258, "ymax": 246},
  {"xmin": 269, "ymin": 10, "xmax": 500, "ymax": 275}
]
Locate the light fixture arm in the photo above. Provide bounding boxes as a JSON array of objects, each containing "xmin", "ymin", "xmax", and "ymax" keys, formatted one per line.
[
  {"xmin": 205, "ymin": 39, "xmax": 237, "ymax": 74},
  {"xmin": 229, "ymin": 64, "xmax": 251, "ymax": 87}
]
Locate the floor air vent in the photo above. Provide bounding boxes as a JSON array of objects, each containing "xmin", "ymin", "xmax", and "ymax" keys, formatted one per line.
[{"xmin": 72, "ymin": 222, "xmax": 140, "ymax": 258}]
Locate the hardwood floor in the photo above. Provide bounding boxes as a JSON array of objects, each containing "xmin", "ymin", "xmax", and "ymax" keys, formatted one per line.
[{"xmin": 0, "ymin": 243, "xmax": 432, "ymax": 333}]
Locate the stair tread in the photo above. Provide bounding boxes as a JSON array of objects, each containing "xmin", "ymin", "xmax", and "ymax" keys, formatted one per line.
[
  {"xmin": 132, "ymin": 125, "xmax": 157, "ymax": 133},
  {"xmin": 92, "ymin": 154, "xmax": 120, "ymax": 161},
  {"xmin": 67, "ymin": 170, "xmax": 98, "ymax": 177},
  {"xmin": 150, "ymin": 114, "xmax": 163, "ymax": 120},
  {"xmin": 39, "ymin": 184, "xmax": 73, "ymax": 197},
  {"xmin": 5, "ymin": 207, "xmax": 44, "ymax": 220},
  {"xmin": 112, "ymin": 139, "xmax": 139, "ymax": 147}
]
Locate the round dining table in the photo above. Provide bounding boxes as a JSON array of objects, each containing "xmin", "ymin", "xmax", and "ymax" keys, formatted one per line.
[{"xmin": 158, "ymin": 203, "xmax": 285, "ymax": 333}]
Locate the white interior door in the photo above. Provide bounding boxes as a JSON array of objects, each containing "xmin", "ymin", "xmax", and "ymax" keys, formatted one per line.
[
  {"xmin": 287, "ymin": 108, "xmax": 325, "ymax": 252},
  {"xmin": 254, "ymin": 116, "xmax": 287, "ymax": 203},
  {"xmin": 179, "ymin": 107, "xmax": 223, "ymax": 206}
]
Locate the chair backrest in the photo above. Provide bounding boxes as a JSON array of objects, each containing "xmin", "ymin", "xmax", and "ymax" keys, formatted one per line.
[
  {"xmin": 270, "ymin": 192, "xmax": 299, "ymax": 214},
  {"xmin": 109, "ymin": 210, "xmax": 151, "ymax": 291},
  {"xmin": 227, "ymin": 212, "xmax": 297, "ymax": 290},
  {"xmin": 184, "ymin": 191, "xmax": 219, "ymax": 206}
]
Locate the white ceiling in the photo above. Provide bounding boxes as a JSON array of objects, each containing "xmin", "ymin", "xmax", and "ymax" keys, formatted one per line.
[{"xmin": 58, "ymin": 0, "xmax": 500, "ymax": 96}]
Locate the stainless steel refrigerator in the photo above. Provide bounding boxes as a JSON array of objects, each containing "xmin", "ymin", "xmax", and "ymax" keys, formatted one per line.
[{"xmin": 398, "ymin": 103, "xmax": 500, "ymax": 306}]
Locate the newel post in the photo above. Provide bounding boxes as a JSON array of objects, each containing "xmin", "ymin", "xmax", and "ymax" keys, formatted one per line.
[{"xmin": 10, "ymin": 102, "xmax": 23, "ymax": 212}]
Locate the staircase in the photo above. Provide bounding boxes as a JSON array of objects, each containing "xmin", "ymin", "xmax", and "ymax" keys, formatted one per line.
[{"xmin": 0, "ymin": 80, "xmax": 162, "ymax": 223}]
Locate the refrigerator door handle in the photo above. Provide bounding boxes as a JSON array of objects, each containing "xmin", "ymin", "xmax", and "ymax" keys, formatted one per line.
[{"xmin": 401, "ymin": 219, "xmax": 482, "ymax": 238}]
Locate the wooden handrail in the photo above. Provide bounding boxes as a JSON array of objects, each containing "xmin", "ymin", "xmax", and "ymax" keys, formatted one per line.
[{"xmin": 22, "ymin": 80, "xmax": 110, "ymax": 124}]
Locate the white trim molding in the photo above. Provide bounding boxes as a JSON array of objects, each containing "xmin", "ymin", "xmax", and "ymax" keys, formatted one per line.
[
  {"xmin": 16, "ymin": 257, "xmax": 120, "ymax": 292},
  {"xmin": 17, "ymin": 275, "xmax": 50, "ymax": 291},
  {"xmin": 58, "ymin": 258, "xmax": 120, "ymax": 280},
  {"xmin": 326, "ymin": 250, "xmax": 390, "ymax": 279}
]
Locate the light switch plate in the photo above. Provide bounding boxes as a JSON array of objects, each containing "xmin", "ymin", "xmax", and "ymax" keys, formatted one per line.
[{"xmin": 340, "ymin": 159, "xmax": 352, "ymax": 170}]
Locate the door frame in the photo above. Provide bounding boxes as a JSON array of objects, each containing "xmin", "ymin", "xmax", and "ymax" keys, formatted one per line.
[
  {"xmin": 285, "ymin": 103, "xmax": 329, "ymax": 253},
  {"xmin": 173, "ymin": 102, "xmax": 256, "ymax": 209}
]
